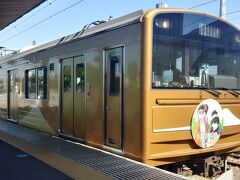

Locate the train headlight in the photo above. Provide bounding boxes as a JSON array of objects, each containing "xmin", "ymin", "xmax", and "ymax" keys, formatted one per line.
[
  {"xmin": 155, "ymin": 19, "xmax": 169, "ymax": 29},
  {"xmin": 235, "ymin": 35, "xmax": 240, "ymax": 43}
]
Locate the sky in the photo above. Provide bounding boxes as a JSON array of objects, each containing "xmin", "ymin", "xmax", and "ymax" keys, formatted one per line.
[{"xmin": 0, "ymin": 0, "xmax": 240, "ymax": 51}]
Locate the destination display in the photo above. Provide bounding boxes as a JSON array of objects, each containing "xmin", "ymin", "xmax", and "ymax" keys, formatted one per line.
[{"xmin": 199, "ymin": 23, "xmax": 220, "ymax": 38}]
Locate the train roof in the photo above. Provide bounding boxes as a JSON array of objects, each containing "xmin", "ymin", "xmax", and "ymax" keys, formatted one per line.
[
  {"xmin": 1, "ymin": 8, "xmax": 239, "ymax": 64},
  {"xmin": 0, "ymin": 9, "xmax": 145, "ymax": 63}
]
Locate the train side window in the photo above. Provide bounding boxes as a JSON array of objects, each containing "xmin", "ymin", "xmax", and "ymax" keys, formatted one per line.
[
  {"xmin": 63, "ymin": 65, "xmax": 71, "ymax": 92},
  {"xmin": 76, "ymin": 63, "xmax": 85, "ymax": 93},
  {"xmin": 0, "ymin": 76, "xmax": 3, "ymax": 95},
  {"xmin": 38, "ymin": 67, "xmax": 47, "ymax": 99},
  {"xmin": 25, "ymin": 67, "xmax": 47, "ymax": 99},
  {"xmin": 110, "ymin": 55, "xmax": 120, "ymax": 96},
  {"xmin": 26, "ymin": 69, "xmax": 37, "ymax": 98}
]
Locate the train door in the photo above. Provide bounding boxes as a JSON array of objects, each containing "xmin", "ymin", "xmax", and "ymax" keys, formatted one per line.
[
  {"xmin": 104, "ymin": 47, "xmax": 123, "ymax": 149},
  {"xmin": 8, "ymin": 69, "xmax": 19, "ymax": 122},
  {"xmin": 74, "ymin": 56, "xmax": 86, "ymax": 138},
  {"xmin": 61, "ymin": 56, "xmax": 86, "ymax": 139}
]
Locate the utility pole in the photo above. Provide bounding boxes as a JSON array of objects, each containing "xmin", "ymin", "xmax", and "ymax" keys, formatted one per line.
[{"xmin": 220, "ymin": 0, "xmax": 226, "ymax": 19}]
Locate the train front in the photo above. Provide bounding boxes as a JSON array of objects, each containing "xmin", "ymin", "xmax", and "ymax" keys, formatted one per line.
[{"xmin": 142, "ymin": 9, "xmax": 240, "ymax": 167}]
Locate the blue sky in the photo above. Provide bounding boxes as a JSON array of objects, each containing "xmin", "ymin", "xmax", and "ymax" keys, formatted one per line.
[{"xmin": 0, "ymin": 0, "xmax": 240, "ymax": 50}]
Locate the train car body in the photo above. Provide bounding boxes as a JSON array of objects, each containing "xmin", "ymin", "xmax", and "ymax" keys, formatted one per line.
[{"xmin": 0, "ymin": 8, "xmax": 240, "ymax": 167}]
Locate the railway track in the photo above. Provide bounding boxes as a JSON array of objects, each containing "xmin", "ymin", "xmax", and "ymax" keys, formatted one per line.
[
  {"xmin": 226, "ymin": 153, "xmax": 240, "ymax": 177},
  {"xmin": 228, "ymin": 153, "xmax": 240, "ymax": 166}
]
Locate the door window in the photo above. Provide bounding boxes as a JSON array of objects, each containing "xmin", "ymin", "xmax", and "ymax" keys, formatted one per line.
[
  {"xmin": 76, "ymin": 63, "xmax": 85, "ymax": 93},
  {"xmin": 38, "ymin": 67, "xmax": 47, "ymax": 99},
  {"xmin": 0, "ymin": 76, "xmax": 3, "ymax": 95},
  {"xmin": 110, "ymin": 55, "xmax": 120, "ymax": 96},
  {"xmin": 63, "ymin": 65, "xmax": 72, "ymax": 92},
  {"xmin": 9, "ymin": 74, "xmax": 14, "ymax": 93}
]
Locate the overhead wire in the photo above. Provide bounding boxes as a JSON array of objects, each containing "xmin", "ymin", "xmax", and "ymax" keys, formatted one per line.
[
  {"xmin": 224, "ymin": 10, "xmax": 240, "ymax": 16},
  {"xmin": 1, "ymin": 0, "xmax": 239, "ymax": 44},
  {"xmin": 188, "ymin": 0, "xmax": 218, "ymax": 10},
  {"xmin": 188, "ymin": 0, "xmax": 240, "ymax": 17},
  {"xmin": 0, "ymin": 0, "xmax": 57, "ymax": 37},
  {"xmin": 225, "ymin": 10, "xmax": 240, "ymax": 24},
  {"xmin": 228, "ymin": 16, "xmax": 240, "ymax": 21},
  {"xmin": 0, "ymin": 0, "xmax": 85, "ymax": 44},
  {"xmin": 187, "ymin": 0, "xmax": 240, "ymax": 26}
]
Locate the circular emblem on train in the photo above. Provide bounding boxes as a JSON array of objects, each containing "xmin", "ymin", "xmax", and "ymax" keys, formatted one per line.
[{"xmin": 191, "ymin": 99, "xmax": 224, "ymax": 148}]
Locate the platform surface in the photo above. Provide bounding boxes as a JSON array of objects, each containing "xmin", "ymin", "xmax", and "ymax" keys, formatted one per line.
[
  {"xmin": 0, "ymin": 140, "xmax": 72, "ymax": 180},
  {"xmin": 0, "ymin": 120, "xmax": 187, "ymax": 180}
]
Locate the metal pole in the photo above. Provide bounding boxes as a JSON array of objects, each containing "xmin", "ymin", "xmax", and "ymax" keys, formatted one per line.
[{"xmin": 220, "ymin": 0, "xmax": 226, "ymax": 19}]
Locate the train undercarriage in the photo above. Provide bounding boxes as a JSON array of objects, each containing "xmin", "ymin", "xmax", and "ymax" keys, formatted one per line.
[{"xmin": 163, "ymin": 153, "xmax": 229, "ymax": 178}]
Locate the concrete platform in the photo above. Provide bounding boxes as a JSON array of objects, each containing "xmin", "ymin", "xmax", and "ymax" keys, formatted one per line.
[
  {"xmin": 0, "ymin": 140, "xmax": 72, "ymax": 179},
  {"xmin": 0, "ymin": 120, "xmax": 187, "ymax": 180}
]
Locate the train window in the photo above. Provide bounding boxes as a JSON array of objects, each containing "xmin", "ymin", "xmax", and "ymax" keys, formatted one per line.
[
  {"xmin": 25, "ymin": 67, "xmax": 47, "ymax": 99},
  {"xmin": 63, "ymin": 65, "xmax": 72, "ymax": 92},
  {"xmin": 152, "ymin": 13, "xmax": 240, "ymax": 89},
  {"xmin": 110, "ymin": 55, "xmax": 120, "ymax": 96},
  {"xmin": 76, "ymin": 63, "xmax": 85, "ymax": 93},
  {"xmin": 49, "ymin": 63, "xmax": 54, "ymax": 71},
  {"xmin": 9, "ymin": 73, "xmax": 14, "ymax": 93},
  {"xmin": 0, "ymin": 76, "xmax": 3, "ymax": 95},
  {"xmin": 26, "ymin": 69, "xmax": 37, "ymax": 98},
  {"xmin": 38, "ymin": 67, "xmax": 47, "ymax": 99}
]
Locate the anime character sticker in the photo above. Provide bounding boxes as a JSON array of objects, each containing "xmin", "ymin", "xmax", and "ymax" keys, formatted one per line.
[
  {"xmin": 209, "ymin": 110, "xmax": 221, "ymax": 145},
  {"xmin": 191, "ymin": 99, "xmax": 224, "ymax": 148}
]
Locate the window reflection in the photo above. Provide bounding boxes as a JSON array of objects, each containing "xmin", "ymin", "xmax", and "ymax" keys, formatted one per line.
[
  {"xmin": 27, "ymin": 69, "xmax": 37, "ymax": 98},
  {"xmin": 0, "ymin": 76, "xmax": 3, "ymax": 95},
  {"xmin": 25, "ymin": 67, "xmax": 47, "ymax": 99},
  {"xmin": 38, "ymin": 67, "xmax": 47, "ymax": 99},
  {"xmin": 152, "ymin": 13, "xmax": 240, "ymax": 89},
  {"xmin": 76, "ymin": 63, "xmax": 85, "ymax": 93},
  {"xmin": 63, "ymin": 65, "xmax": 72, "ymax": 92},
  {"xmin": 110, "ymin": 55, "xmax": 120, "ymax": 96}
]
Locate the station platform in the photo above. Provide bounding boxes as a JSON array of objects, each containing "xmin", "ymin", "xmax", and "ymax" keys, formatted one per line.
[
  {"xmin": 0, "ymin": 120, "xmax": 187, "ymax": 179},
  {"xmin": 0, "ymin": 140, "xmax": 71, "ymax": 179}
]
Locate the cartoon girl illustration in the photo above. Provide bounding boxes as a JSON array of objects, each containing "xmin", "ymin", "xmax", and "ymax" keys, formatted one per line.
[
  {"xmin": 197, "ymin": 104, "xmax": 208, "ymax": 148},
  {"xmin": 209, "ymin": 110, "xmax": 221, "ymax": 145},
  {"xmin": 191, "ymin": 99, "xmax": 224, "ymax": 148}
]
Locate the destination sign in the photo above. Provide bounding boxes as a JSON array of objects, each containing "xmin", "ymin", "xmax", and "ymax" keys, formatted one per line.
[{"xmin": 199, "ymin": 23, "xmax": 220, "ymax": 39}]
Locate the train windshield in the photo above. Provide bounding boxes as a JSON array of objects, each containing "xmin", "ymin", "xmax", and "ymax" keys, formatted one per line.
[{"xmin": 152, "ymin": 13, "xmax": 240, "ymax": 89}]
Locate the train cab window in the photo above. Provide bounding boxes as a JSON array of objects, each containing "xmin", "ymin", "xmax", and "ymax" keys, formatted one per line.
[
  {"xmin": 110, "ymin": 55, "xmax": 120, "ymax": 96},
  {"xmin": 25, "ymin": 67, "xmax": 47, "ymax": 99},
  {"xmin": 152, "ymin": 13, "xmax": 240, "ymax": 89},
  {"xmin": 63, "ymin": 65, "xmax": 72, "ymax": 92},
  {"xmin": 76, "ymin": 63, "xmax": 85, "ymax": 93}
]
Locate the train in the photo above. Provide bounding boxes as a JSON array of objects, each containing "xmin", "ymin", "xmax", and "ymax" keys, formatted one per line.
[{"xmin": 0, "ymin": 7, "xmax": 240, "ymax": 175}]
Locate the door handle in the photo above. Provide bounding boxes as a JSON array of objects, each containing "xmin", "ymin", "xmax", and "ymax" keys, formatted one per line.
[{"xmin": 106, "ymin": 106, "xmax": 111, "ymax": 110}]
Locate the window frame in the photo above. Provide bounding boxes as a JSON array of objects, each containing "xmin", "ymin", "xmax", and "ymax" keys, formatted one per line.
[
  {"xmin": 151, "ymin": 12, "xmax": 240, "ymax": 90},
  {"xmin": 0, "ymin": 76, "xmax": 3, "ymax": 96},
  {"xmin": 109, "ymin": 54, "xmax": 121, "ymax": 96},
  {"xmin": 75, "ymin": 62, "xmax": 85, "ymax": 94},
  {"xmin": 25, "ymin": 66, "xmax": 47, "ymax": 100}
]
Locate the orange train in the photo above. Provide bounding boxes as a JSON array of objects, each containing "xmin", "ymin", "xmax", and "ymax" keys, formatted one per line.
[{"xmin": 0, "ymin": 8, "xmax": 240, "ymax": 170}]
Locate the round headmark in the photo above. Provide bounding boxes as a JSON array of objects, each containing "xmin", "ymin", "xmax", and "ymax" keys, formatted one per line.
[{"xmin": 191, "ymin": 99, "xmax": 224, "ymax": 148}]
